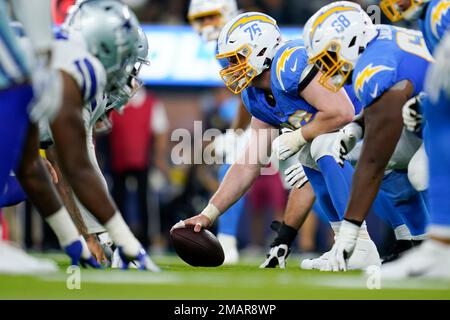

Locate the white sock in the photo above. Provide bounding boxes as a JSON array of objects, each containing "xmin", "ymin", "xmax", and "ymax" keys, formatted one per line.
[
  {"xmin": 330, "ymin": 221, "xmax": 341, "ymax": 238},
  {"xmin": 45, "ymin": 207, "xmax": 80, "ymax": 247},
  {"xmin": 394, "ymin": 224, "xmax": 413, "ymax": 240},
  {"xmin": 104, "ymin": 211, "xmax": 140, "ymax": 256}
]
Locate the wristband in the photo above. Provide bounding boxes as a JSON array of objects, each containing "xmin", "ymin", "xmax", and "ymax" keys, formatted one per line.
[{"xmin": 201, "ymin": 203, "xmax": 220, "ymax": 224}]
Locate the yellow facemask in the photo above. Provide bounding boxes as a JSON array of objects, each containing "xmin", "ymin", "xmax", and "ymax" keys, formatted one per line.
[
  {"xmin": 380, "ymin": 0, "xmax": 417, "ymax": 22},
  {"xmin": 308, "ymin": 42, "xmax": 353, "ymax": 93},
  {"xmin": 216, "ymin": 44, "xmax": 257, "ymax": 94}
]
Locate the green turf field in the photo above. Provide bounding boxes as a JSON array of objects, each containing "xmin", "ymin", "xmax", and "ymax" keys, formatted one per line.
[{"xmin": 1, "ymin": 253, "xmax": 449, "ymax": 299}]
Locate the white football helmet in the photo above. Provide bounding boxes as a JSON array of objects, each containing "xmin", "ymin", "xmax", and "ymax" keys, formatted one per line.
[
  {"xmin": 304, "ymin": 1, "xmax": 378, "ymax": 92},
  {"xmin": 107, "ymin": 26, "xmax": 150, "ymax": 111},
  {"xmin": 64, "ymin": 0, "xmax": 141, "ymax": 91},
  {"xmin": 216, "ymin": 12, "xmax": 282, "ymax": 94},
  {"xmin": 188, "ymin": 0, "xmax": 238, "ymax": 42},
  {"xmin": 380, "ymin": 0, "xmax": 430, "ymax": 22}
]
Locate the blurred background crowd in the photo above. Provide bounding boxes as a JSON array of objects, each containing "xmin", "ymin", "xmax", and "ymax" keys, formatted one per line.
[{"xmin": 1, "ymin": 0, "xmax": 401, "ymax": 259}]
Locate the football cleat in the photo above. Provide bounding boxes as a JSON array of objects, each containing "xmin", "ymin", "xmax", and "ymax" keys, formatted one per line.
[
  {"xmin": 217, "ymin": 233, "xmax": 239, "ymax": 265},
  {"xmin": 382, "ymin": 239, "xmax": 422, "ymax": 264},
  {"xmin": 64, "ymin": 238, "xmax": 102, "ymax": 269},
  {"xmin": 118, "ymin": 247, "xmax": 161, "ymax": 272},
  {"xmin": 0, "ymin": 241, "xmax": 58, "ymax": 274},
  {"xmin": 381, "ymin": 240, "xmax": 450, "ymax": 279},
  {"xmin": 260, "ymin": 244, "xmax": 290, "ymax": 268}
]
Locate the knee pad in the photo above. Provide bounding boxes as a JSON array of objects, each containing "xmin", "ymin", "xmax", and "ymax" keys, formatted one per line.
[
  {"xmin": 408, "ymin": 144, "xmax": 429, "ymax": 192},
  {"xmin": 310, "ymin": 132, "xmax": 340, "ymax": 163}
]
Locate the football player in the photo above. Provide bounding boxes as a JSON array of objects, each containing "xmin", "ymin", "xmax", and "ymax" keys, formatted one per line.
[
  {"xmin": 174, "ymin": 11, "xmax": 385, "ymax": 271},
  {"xmin": 305, "ymin": 1, "xmax": 434, "ymax": 271},
  {"xmin": 379, "ymin": 0, "xmax": 450, "ymax": 278},
  {"xmin": 15, "ymin": 0, "xmax": 159, "ymax": 271},
  {"xmin": 39, "ymin": 24, "xmax": 152, "ymax": 267},
  {"xmin": 188, "ymin": 0, "xmax": 244, "ymax": 264},
  {"xmin": 188, "ymin": 0, "xmax": 315, "ymax": 268},
  {"xmin": 0, "ymin": 0, "xmax": 73, "ymax": 272}
]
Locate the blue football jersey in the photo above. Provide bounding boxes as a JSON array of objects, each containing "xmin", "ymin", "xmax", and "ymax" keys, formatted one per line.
[
  {"xmin": 352, "ymin": 25, "xmax": 433, "ymax": 108},
  {"xmin": 419, "ymin": 0, "xmax": 450, "ymax": 54},
  {"xmin": 242, "ymin": 39, "xmax": 362, "ymax": 129}
]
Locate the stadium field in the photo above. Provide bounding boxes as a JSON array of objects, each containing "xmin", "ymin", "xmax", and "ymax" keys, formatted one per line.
[{"xmin": 1, "ymin": 254, "xmax": 449, "ymax": 300}]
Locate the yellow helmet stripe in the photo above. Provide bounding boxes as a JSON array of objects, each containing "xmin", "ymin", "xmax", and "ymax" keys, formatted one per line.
[
  {"xmin": 431, "ymin": 1, "xmax": 450, "ymax": 38},
  {"xmin": 309, "ymin": 6, "xmax": 359, "ymax": 43},
  {"xmin": 227, "ymin": 14, "xmax": 276, "ymax": 40}
]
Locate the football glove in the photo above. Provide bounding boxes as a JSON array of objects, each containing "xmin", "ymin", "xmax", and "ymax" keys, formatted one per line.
[
  {"xmin": 402, "ymin": 93, "xmax": 425, "ymax": 133},
  {"xmin": 335, "ymin": 122, "xmax": 363, "ymax": 167},
  {"xmin": 272, "ymin": 128, "xmax": 307, "ymax": 161},
  {"xmin": 326, "ymin": 220, "xmax": 360, "ymax": 272},
  {"xmin": 284, "ymin": 162, "xmax": 308, "ymax": 189}
]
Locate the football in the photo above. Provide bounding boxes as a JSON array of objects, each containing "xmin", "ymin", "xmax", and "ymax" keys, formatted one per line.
[{"xmin": 170, "ymin": 225, "xmax": 225, "ymax": 267}]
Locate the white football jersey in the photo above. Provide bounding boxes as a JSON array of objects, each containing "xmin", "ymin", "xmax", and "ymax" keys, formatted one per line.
[
  {"xmin": 39, "ymin": 33, "xmax": 107, "ymax": 144},
  {"xmin": 51, "ymin": 32, "xmax": 106, "ymax": 106}
]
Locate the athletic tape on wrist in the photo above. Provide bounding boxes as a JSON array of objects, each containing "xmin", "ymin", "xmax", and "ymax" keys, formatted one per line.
[{"xmin": 201, "ymin": 203, "xmax": 220, "ymax": 224}]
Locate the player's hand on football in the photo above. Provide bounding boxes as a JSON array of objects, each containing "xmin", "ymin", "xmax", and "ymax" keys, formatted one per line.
[
  {"xmin": 284, "ymin": 162, "xmax": 308, "ymax": 189},
  {"xmin": 335, "ymin": 122, "xmax": 363, "ymax": 167},
  {"xmin": 171, "ymin": 214, "xmax": 212, "ymax": 233},
  {"xmin": 402, "ymin": 93, "xmax": 425, "ymax": 132},
  {"xmin": 325, "ymin": 220, "xmax": 360, "ymax": 272},
  {"xmin": 272, "ymin": 128, "xmax": 307, "ymax": 161}
]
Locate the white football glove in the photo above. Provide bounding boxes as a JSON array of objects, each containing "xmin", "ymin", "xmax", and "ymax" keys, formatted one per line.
[
  {"xmin": 29, "ymin": 57, "xmax": 63, "ymax": 124},
  {"xmin": 335, "ymin": 122, "xmax": 363, "ymax": 166},
  {"xmin": 326, "ymin": 220, "xmax": 360, "ymax": 272},
  {"xmin": 402, "ymin": 93, "xmax": 425, "ymax": 133},
  {"xmin": 272, "ymin": 128, "xmax": 307, "ymax": 161},
  {"xmin": 284, "ymin": 162, "xmax": 308, "ymax": 189}
]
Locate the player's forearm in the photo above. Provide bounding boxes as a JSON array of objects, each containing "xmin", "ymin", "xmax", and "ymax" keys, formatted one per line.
[
  {"xmin": 230, "ymin": 101, "xmax": 252, "ymax": 130},
  {"xmin": 46, "ymin": 148, "xmax": 89, "ymax": 238},
  {"xmin": 61, "ymin": 160, "xmax": 117, "ymax": 224},
  {"xmin": 16, "ymin": 124, "xmax": 63, "ymax": 217},
  {"xmin": 301, "ymin": 110, "xmax": 353, "ymax": 141},
  {"xmin": 209, "ymin": 162, "xmax": 261, "ymax": 214},
  {"xmin": 345, "ymin": 88, "xmax": 408, "ymax": 222},
  {"xmin": 345, "ymin": 158, "xmax": 386, "ymax": 223},
  {"xmin": 11, "ymin": 0, "xmax": 53, "ymax": 55}
]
